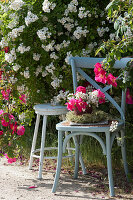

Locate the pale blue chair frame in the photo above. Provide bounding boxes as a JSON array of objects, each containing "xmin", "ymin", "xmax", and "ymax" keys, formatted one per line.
[{"xmin": 52, "ymin": 57, "xmax": 132, "ymax": 196}]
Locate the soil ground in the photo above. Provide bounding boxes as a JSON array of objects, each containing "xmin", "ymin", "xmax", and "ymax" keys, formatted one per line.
[{"xmin": 0, "ymin": 157, "xmax": 133, "ymax": 200}]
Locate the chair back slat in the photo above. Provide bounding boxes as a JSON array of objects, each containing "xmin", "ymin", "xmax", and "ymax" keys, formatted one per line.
[
  {"xmin": 69, "ymin": 57, "xmax": 132, "ymax": 69},
  {"xmin": 69, "ymin": 57, "xmax": 132, "ymax": 121}
]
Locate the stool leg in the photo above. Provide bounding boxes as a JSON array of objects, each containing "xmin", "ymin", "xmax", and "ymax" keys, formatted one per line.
[
  {"xmin": 52, "ymin": 131, "xmax": 63, "ymax": 193},
  {"xmin": 38, "ymin": 115, "xmax": 47, "ymax": 179},
  {"xmin": 29, "ymin": 114, "xmax": 40, "ymax": 170},
  {"xmin": 106, "ymin": 131, "xmax": 115, "ymax": 197},
  {"xmin": 62, "ymin": 114, "xmax": 72, "ymax": 160}
]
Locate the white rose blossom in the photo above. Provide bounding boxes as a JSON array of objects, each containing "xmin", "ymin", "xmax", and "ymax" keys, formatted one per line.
[
  {"xmin": 17, "ymin": 43, "xmax": 30, "ymax": 54},
  {"xmin": 13, "ymin": 64, "xmax": 21, "ymax": 71},
  {"xmin": 51, "ymin": 76, "xmax": 62, "ymax": 89},
  {"xmin": 37, "ymin": 27, "xmax": 51, "ymax": 40},
  {"xmin": 42, "ymin": 0, "xmax": 56, "ymax": 13},
  {"xmin": 5, "ymin": 48, "xmax": 16, "ymax": 63},
  {"xmin": 9, "ymin": 0, "xmax": 25, "ymax": 11},
  {"xmin": 25, "ymin": 11, "xmax": 39, "ymax": 26},
  {"xmin": 33, "ymin": 53, "xmax": 41, "ymax": 61}
]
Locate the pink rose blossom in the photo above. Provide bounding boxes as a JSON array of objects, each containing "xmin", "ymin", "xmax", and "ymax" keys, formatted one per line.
[
  {"xmin": 95, "ymin": 70, "xmax": 107, "ymax": 84},
  {"xmin": 4, "ymin": 46, "xmax": 10, "ymax": 53},
  {"xmin": 5, "ymin": 154, "xmax": 16, "ymax": 163},
  {"xmin": 0, "ymin": 70, "xmax": 3, "ymax": 80},
  {"xmin": 126, "ymin": 88, "xmax": 133, "ymax": 104},
  {"xmin": 1, "ymin": 118, "xmax": 9, "ymax": 127},
  {"xmin": 94, "ymin": 63, "xmax": 104, "ymax": 75},
  {"xmin": 19, "ymin": 94, "xmax": 26, "ymax": 104},
  {"xmin": 107, "ymin": 74, "xmax": 117, "ymax": 87},
  {"xmin": 10, "ymin": 121, "xmax": 18, "ymax": 134},
  {"xmin": 17, "ymin": 125, "xmax": 25, "ymax": 135},
  {"xmin": 0, "ymin": 130, "xmax": 3, "ymax": 135},
  {"xmin": 97, "ymin": 89, "xmax": 105, "ymax": 104},
  {"xmin": 0, "ymin": 109, "xmax": 4, "ymax": 115},
  {"xmin": 66, "ymin": 98, "xmax": 76, "ymax": 111},
  {"xmin": 75, "ymin": 98, "xmax": 87, "ymax": 112},
  {"xmin": 76, "ymin": 86, "xmax": 86, "ymax": 93},
  {"xmin": 1, "ymin": 89, "xmax": 10, "ymax": 101}
]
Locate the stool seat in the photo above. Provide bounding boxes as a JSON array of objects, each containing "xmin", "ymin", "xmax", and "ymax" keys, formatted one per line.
[{"xmin": 34, "ymin": 103, "xmax": 68, "ymax": 115}]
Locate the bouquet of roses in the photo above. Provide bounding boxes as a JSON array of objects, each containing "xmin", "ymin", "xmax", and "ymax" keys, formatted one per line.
[
  {"xmin": 66, "ymin": 86, "xmax": 105, "ymax": 115},
  {"xmin": 65, "ymin": 86, "xmax": 110, "ymax": 124}
]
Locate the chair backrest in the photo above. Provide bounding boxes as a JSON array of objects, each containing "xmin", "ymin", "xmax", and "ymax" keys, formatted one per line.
[{"xmin": 69, "ymin": 57, "xmax": 132, "ymax": 121}]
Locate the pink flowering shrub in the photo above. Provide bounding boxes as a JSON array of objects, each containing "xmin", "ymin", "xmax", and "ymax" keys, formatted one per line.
[
  {"xmin": 126, "ymin": 88, "xmax": 133, "ymax": 104},
  {"xmin": 94, "ymin": 63, "xmax": 117, "ymax": 87},
  {"xmin": 66, "ymin": 86, "xmax": 105, "ymax": 115},
  {"xmin": 0, "ymin": 64, "xmax": 30, "ymax": 161}
]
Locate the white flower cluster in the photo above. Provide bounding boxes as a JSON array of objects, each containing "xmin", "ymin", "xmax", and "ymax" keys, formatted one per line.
[
  {"xmin": 65, "ymin": 51, "xmax": 72, "ymax": 64},
  {"xmin": 17, "ymin": 84, "xmax": 26, "ymax": 93},
  {"xmin": 75, "ymin": 92, "xmax": 88, "ymax": 101},
  {"xmin": 42, "ymin": 71, "xmax": 48, "ymax": 77},
  {"xmin": 42, "ymin": 0, "xmax": 56, "ymax": 13},
  {"xmin": 124, "ymin": 27, "xmax": 133, "ymax": 38},
  {"xmin": 35, "ymin": 66, "xmax": 43, "ymax": 77},
  {"xmin": 9, "ymin": 75, "xmax": 18, "ymax": 84},
  {"xmin": 24, "ymin": 69, "xmax": 30, "ymax": 79},
  {"xmin": 37, "ymin": 27, "xmax": 51, "ymax": 40},
  {"xmin": 17, "ymin": 43, "xmax": 30, "ymax": 54},
  {"xmin": 54, "ymin": 40, "xmax": 70, "ymax": 51},
  {"xmin": 58, "ymin": 17, "xmax": 74, "ymax": 26},
  {"xmin": 8, "ymin": 13, "xmax": 19, "ymax": 29},
  {"xmin": 77, "ymin": 72, "xmax": 85, "ymax": 82},
  {"xmin": 110, "ymin": 121, "xmax": 118, "ymax": 132},
  {"xmin": 5, "ymin": 48, "xmax": 16, "ymax": 63},
  {"xmin": 88, "ymin": 90, "xmax": 99, "ymax": 107},
  {"xmin": 25, "ymin": 11, "xmax": 39, "ymax": 26},
  {"xmin": 58, "ymin": 17, "xmax": 75, "ymax": 32},
  {"xmin": 78, "ymin": 7, "xmax": 90, "ymax": 19},
  {"xmin": 50, "ymin": 52, "xmax": 59, "ymax": 60},
  {"xmin": 64, "ymin": 0, "xmax": 78, "ymax": 16},
  {"xmin": 109, "ymin": 33, "xmax": 116, "ymax": 40},
  {"xmin": 19, "ymin": 112, "xmax": 26, "ymax": 121},
  {"xmin": 46, "ymin": 62, "xmax": 55, "ymax": 74},
  {"xmin": 51, "ymin": 76, "xmax": 63, "ymax": 89},
  {"xmin": 42, "ymin": 40, "xmax": 55, "ymax": 52},
  {"xmin": 0, "ymin": 3, "xmax": 9, "ymax": 12},
  {"xmin": 73, "ymin": 26, "xmax": 89, "ymax": 39},
  {"xmin": 97, "ymin": 26, "xmax": 109, "ymax": 37},
  {"xmin": 56, "ymin": 90, "xmax": 69, "ymax": 103},
  {"xmin": 82, "ymin": 42, "xmax": 97, "ymax": 56},
  {"xmin": 33, "ymin": 53, "xmax": 41, "ymax": 61},
  {"xmin": 0, "ymin": 37, "xmax": 8, "ymax": 48},
  {"xmin": 13, "ymin": 64, "xmax": 21, "ymax": 71},
  {"xmin": 42, "ymin": 16, "xmax": 48, "ymax": 22},
  {"xmin": 9, "ymin": 0, "xmax": 25, "ymax": 11},
  {"xmin": 8, "ymin": 25, "xmax": 25, "ymax": 40}
]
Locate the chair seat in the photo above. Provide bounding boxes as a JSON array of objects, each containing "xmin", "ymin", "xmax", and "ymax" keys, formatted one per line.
[{"xmin": 56, "ymin": 120, "xmax": 124, "ymax": 132}]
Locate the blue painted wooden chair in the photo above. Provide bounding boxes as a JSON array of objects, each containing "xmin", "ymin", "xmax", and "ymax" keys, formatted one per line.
[{"xmin": 52, "ymin": 57, "xmax": 131, "ymax": 196}]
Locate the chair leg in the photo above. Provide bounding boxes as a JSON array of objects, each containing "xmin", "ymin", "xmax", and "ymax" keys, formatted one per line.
[
  {"xmin": 52, "ymin": 131, "xmax": 63, "ymax": 193},
  {"xmin": 38, "ymin": 115, "xmax": 47, "ymax": 179},
  {"xmin": 79, "ymin": 135, "xmax": 87, "ymax": 175},
  {"xmin": 120, "ymin": 129, "xmax": 129, "ymax": 179},
  {"xmin": 29, "ymin": 114, "xmax": 40, "ymax": 170},
  {"xmin": 73, "ymin": 136, "xmax": 79, "ymax": 179},
  {"xmin": 105, "ymin": 131, "xmax": 115, "ymax": 197}
]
